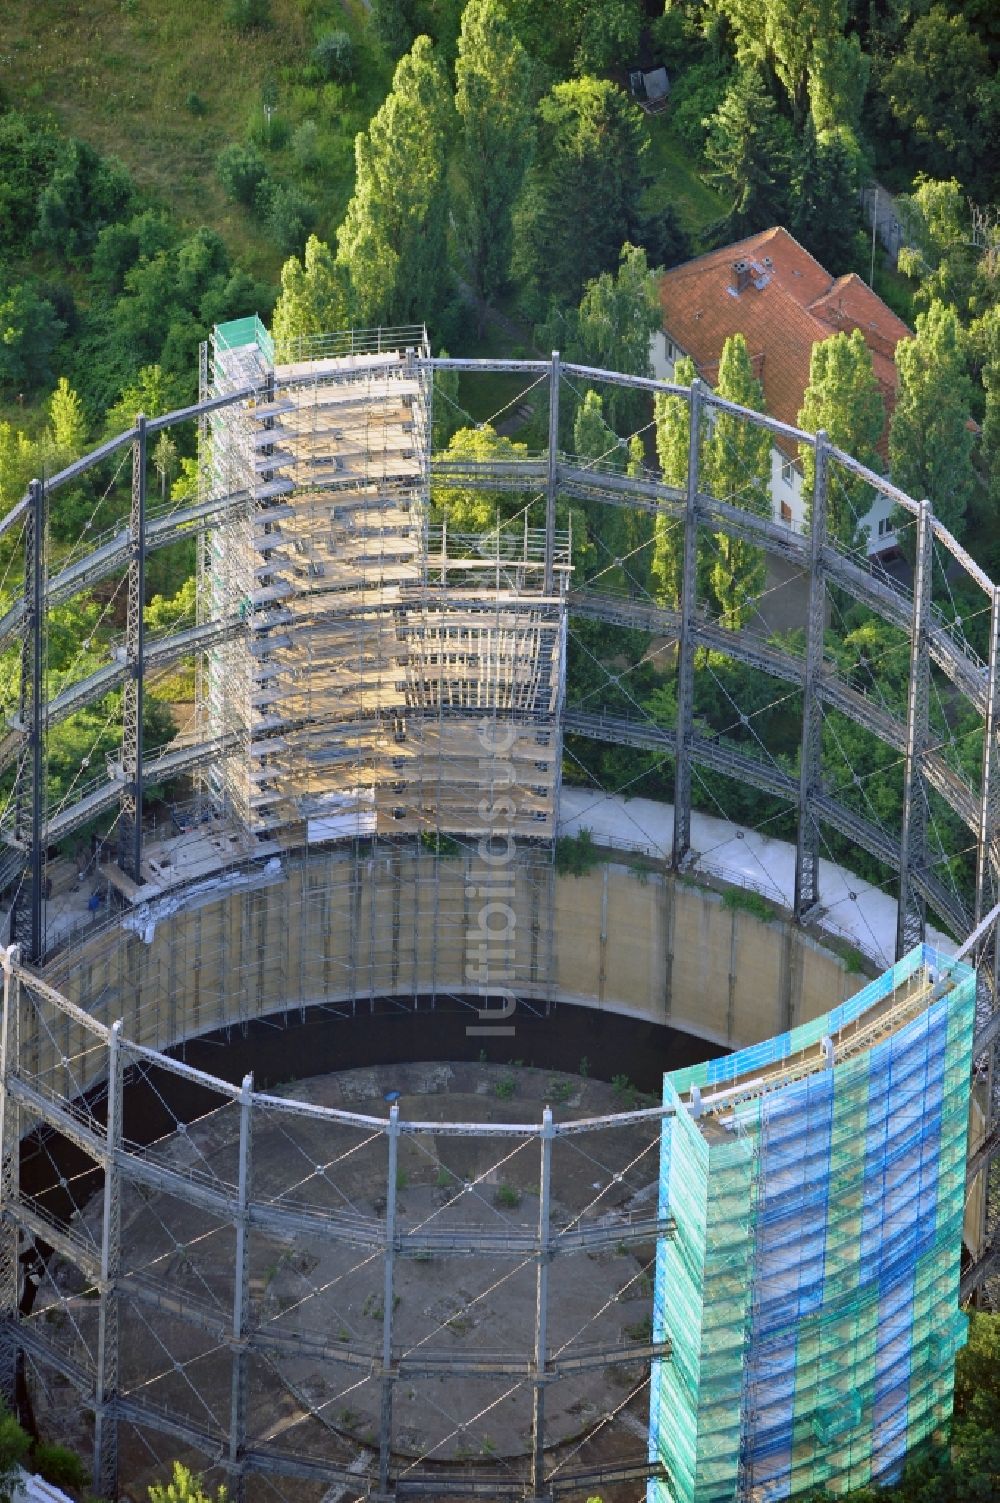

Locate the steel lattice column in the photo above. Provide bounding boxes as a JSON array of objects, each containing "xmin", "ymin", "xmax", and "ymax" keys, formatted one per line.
[
  {"xmin": 973, "ymin": 587, "xmax": 1000, "ymax": 1289},
  {"xmin": 896, "ymin": 499, "xmax": 933, "ymax": 959},
  {"xmin": 119, "ymin": 416, "xmax": 146, "ymax": 880},
  {"xmin": 544, "ymin": 352, "xmax": 560, "ymax": 597},
  {"xmin": 378, "ymin": 1104, "xmax": 400, "ymax": 1497},
  {"xmin": 228, "ymin": 1074, "xmax": 253, "ymax": 1501},
  {"xmin": 530, "ymin": 1106, "xmax": 553, "ymax": 1501},
  {"xmin": 94, "ymin": 1020, "xmax": 123, "ymax": 1499},
  {"xmin": 794, "ymin": 432, "xmax": 830, "ymax": 919},
  {"xmin": 975, "ymin": 587, "xmax": 1000, "ymax": 1005},
  {"xmin": 0, "ymin": 948, "xmax": 21, "ymax": 1409},
  {"xmin": 672, "ymin": 378, "xmax": 703, "ymax": 870},
  {"xmin": 13, "ymin": 479, "xmax": 46, "ymax": 963}
]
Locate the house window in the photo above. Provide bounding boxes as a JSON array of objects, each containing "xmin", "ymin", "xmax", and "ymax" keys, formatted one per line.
[
  {"xmin": 781, "ymin": 459, "xmax": 796, "ymax": 486},
  {"xmin": 878, "ymin": 516, "xmax": 894, "ymax": 538},
  {"xmin": 780, "ymin": 500, "xmax": 793, "ymax": 523}
]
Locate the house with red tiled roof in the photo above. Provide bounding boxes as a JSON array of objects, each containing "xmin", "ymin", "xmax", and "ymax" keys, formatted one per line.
[{"xmin": 651, "ymin": 226, "xmax": 912, "ymax": 556}]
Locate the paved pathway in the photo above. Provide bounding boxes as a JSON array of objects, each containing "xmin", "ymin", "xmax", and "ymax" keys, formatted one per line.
[{"xmin": 558, "ymin": 787, "xmax": 951, "ymax": 970}]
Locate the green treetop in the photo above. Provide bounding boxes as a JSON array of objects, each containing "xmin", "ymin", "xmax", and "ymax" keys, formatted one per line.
[
  {"xmin": 710, "ymin": 0, "xmax": 851, "ymax": 129},
  {"xmin": 271, "ymin": 235, "xmax": 351, "ymax": 355},
  {"xmin": 652, "ymin": 354, "xmax": 705, "ymax": 609},
  {"xmin": 703, "ymin": 334, "xmax": 771, "ymax": 630},
  {"xmin": 797, "ymin": 329, "xmax": 885, "ymax": 544},
  {"xmin": 565, "ymin": 243, "xmax": 662, "ymax": 435},
  {"xmin": 889, "ymin": 300, "xmax": 975, "ymax": 540},
  {"xmin": 337, "ymin": 35, "xmax": 454, "ymax": 328},
  {"xmin": 48, "ymin": 377, "xmax": 87, "ymax": 461},
  {"xmin": 455, "ymin": 0, "xmax": 535, "ymax": 318},
  {"xmin": 513, "ymin": 77, "xmax": 648, "ymax": 310},
  {"xmin": 702, "ymin": 69, "xmax": 794, "ymax": 240}
]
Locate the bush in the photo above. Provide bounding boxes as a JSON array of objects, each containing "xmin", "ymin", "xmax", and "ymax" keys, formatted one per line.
[
  {"xmin": 225, "ymin": 0, "xmax": 270, "ymax": 32},
  {"xmin": 33, "ymin": 1441, "xmax": 87, "ymax": 1492},
  {"xmin": 721, "ymin": 886, "xmax": 774, "ymax": 922},
  {"xmin": 216, "ymin": 142, "xmax": 269, "ymax": 207},
  {"xmin": 0, "ymin": 1410, "xmax": 31, "ymax": 1491},
  {"xmin": 555, "ymin": 828, "xmax": 602, "ymax": 877},
  {"xmin": 495, "ymin": 1183, "xmax": 521, "ymax": 1209},
  {"xmin": 266, "ymin": 183, "xmax": 317, "ymax": 254},
  {"xmin": 669, "ymin": 55, "xmax": 732, "ymax": 151},
  {"xmin": 313, "ymin": 30, "xmax": 354, "ymax": 83},
  {"xmin": 291, "ymin": 120, "xmax": 321, "ymax": 171},
  {"xmin": 185, "ymin": 91, "xmax": 206, "ymax": 116}
]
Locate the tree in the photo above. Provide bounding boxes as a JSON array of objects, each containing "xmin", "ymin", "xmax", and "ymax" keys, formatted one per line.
[
  {"xmin": 153, "ymin": 432, "xmax": 179, "ymax": 501},
  {"xmin": 455, "ymin": 0, "xmax": 535, "ymax": 315},
  {"xmin": 710, "ymin": 0, "xmax": 850, "ymax": 128},
  {"xmin": 34, "ymin": 137, "xmax": 134, "ymax": 262},
  {"xmin": 702, "ymin": 334, "xmax": 772, "ymax": 629},
  {"xmin": 573, "ymin": 389, "xmax": 651, "ymax": 593},
  {"xmin": 0, "ymin": 422, "xmax": 38, "ymax": 510},
  {"xmin": 790, "ymin": 119, "xmax": 861, "ymax": 274},
  {"xmin": 216, "ymin": 142, "xmax": 269, "ymax": 208},
  {"xmin": 104, "ymin": 365, "xmax": 187, "ymax": 438},
  {"xmin": 0, "ymin": 283, "xmax": 65, "ymax": 392},
  {"xmin": 148, "ymin": 1461, "xmax": 228, "ymax": 1503},
  {"xmin": 797, "ymin": 330, "xmax": 885, "ymax": 544},
  {"xmin": 337, "ymin": 36, "xmax": 454, "ymax": 327},
  {"xmin": 565, "ymin": 244, "xmax": 661, "ymax": 434},
  {"xmin": 652, "ymin": 354, "xmax": 702, "ymax": 608},
  {"xmin": 271, "ymin": 236, "xmax": 350, "ymax": 354},
  {"xmin": 48, "ymin": 376, "xmax": 87, "ymax": 459},
  {"xmin": 896, "ymin": 177, "xmax": 986, "ymax": 319},
  {"xmin": 702, "ymin": 70, "xmax": 794, "ymax": 240},
  {"xmin": 266, "ymin": 184, "xmax": 317, "ymax": 256},
  {"xmin": 889, "ymin": 301, "xmax": 974, "ymax": 540},
  {"xmin": 313, "ymin": 31, "xmax": 354, "ymax": 82},
  {"xmin": 573, "ymin": 0, "xmax": 642, "ymax": 74},
  {"xmin": 431, "ymin": 424, "xmax": 531, "ymax": 531},
  {"xmin": 884, "ymin": 6, "xmax": 995, "ymax": 190},
  {"xmin": 513, "ymin": 78, "xmax": 649, "ymax": 310}
]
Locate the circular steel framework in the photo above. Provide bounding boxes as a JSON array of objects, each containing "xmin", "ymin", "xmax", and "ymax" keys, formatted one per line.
[{"xmin": 0, "ymin": 355, "xmax": 997, "ymax": 1500}]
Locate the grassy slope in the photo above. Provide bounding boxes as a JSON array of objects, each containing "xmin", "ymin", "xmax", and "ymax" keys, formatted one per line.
[
  {"xmin": 0, "ymin": 0, "xmax": 392, "ymax": 278},
  {"xmin": 643, "ymin": 115, "xmax": 726, "ymax": 236}
]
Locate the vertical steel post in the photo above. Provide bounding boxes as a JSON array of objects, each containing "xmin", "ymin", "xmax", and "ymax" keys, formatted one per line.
[
  {"xmin": 975, "ymin": 587, "xmax": 1000, "ymax": 1000},
  {"xmin": 378, "ymin": 1104, "xmax": 400, "ymax": 1495},
  {"xmin": 228, "ymin": 1073, "xmax": 253, "ymax": 1502},
  {"xmin": 13, "ymin": 479, "xmax": 45, "ymax": 963},
  {"xmin": 94, "ymin": 1019, "xmax": 123, "ymax": 1499},
  {"xmin": 544, "ymin": 352, "xmax": 560, "ymax": 596},
  {"xmin": 0, "ymin": 947, "xmax": 21, "ymax": 1409},
  {"xmin": 794, "ymin": 431, "xmax": 829, "ymax": 919},
  {"xmin": 530, "ymin": 1106, "xmax": 554, "ymax": 1499},
  {"xmin": 120, "ymin": 416, "xmax": 146, "ymax": 881},
  {"xmin": 896, "ymin": 498, "xmax": 932, "ymax": 958},
  {"xmin": 672, "ymin": 378, "xmax": 703, "ymax": 870}
]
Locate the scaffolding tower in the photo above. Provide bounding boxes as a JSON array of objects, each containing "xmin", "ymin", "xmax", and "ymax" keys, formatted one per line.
[{"xmin": 200, "ymin": 320, "xmax": 570, "ymax": 848}]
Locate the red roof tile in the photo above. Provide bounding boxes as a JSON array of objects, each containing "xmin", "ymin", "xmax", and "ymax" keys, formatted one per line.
[{"xmin": 658, "ymin": 228, "xmax": 911, "ymax": 459}]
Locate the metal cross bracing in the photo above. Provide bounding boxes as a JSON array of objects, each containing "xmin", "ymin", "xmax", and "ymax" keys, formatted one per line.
[
  {"xmin": 896, "ymin": 499, "xmax": 933, "ymax": 958},
  {"xmin": 0, "ymin": 956, "xmax": 675, "ymax": 1501},
  {"xmin": 0, "ymin": 341, "xmax": 998, "ymax": 1312},
  {"xmin": 794, "ymin": 430, "xmax": 829, "ymax": 921}
]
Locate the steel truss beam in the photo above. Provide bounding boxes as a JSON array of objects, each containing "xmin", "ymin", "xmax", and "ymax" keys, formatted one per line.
[
  {"xmin": 11, "ymin": 480, "xmax": 45, "ymax": 963},
  {"xmin": 119, "ymin": 416, "xmax": 146, "ymax": 880},
  {"xmin": 896, "ymin": 500, "xmax": 932, "ymax": 958}
]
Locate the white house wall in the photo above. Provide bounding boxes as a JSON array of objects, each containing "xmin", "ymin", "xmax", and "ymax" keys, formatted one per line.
[{"xmin": 648, "ymin": 331, "xmax": 893, "ymax": 558}]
